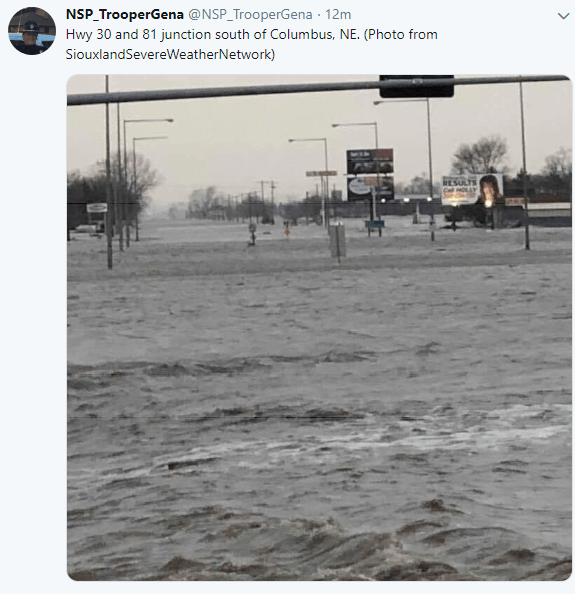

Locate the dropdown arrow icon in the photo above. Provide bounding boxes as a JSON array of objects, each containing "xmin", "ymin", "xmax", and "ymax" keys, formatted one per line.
[{"xmin": 558, "ymin": 13, "xmax": 570, "ymax": 19}]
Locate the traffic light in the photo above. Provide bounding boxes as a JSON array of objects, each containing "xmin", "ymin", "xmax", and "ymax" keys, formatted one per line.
[{"xmin": 379, "ymin": 75, "xmax": 455, "ymax": 98}]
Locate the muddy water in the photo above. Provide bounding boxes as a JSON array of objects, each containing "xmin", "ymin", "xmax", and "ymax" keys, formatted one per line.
[{"xmin": 67, "ymin": 224, "xmax": 571, "ymax": 580}]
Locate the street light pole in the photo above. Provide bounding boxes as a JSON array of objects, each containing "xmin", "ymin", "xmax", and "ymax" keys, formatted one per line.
[
  {"xmin": 374, "ymin": 99, "xmax": 436, "ymax": 239},
  {"xmin": 123, "ymin": 119, "xmax": 130, "ymax": 247},
  {"xmin": 105, "ymin": 75, "xmax": 113, "ymax": 269},
  {"xmin": 519, "ymin": 79, "xmax": 530, "ymax": 250},
  {"xmin": 116, "ymin": 104, "xmax": 123, "ymax": 252},
  {"xmin": 426, "ymin": 98, "xmax": 436, "ymax": 241},
  {"xmin": 123, "ymin": 118, "xmax": 173, "ymax": 246},
  {"xmin": 323, "ymin": 139, "xmax": 330, "ymax": 225},
  {"xmin": 132, "ymin": 137, "xmax": 138, "ymax": 241},
  {"xmin": 132, "ymin": 135, "xmax": 169, "ymax": 241},
  {"xmin": 374, "ymin": 121, "xmax": 380, "ymax": 220}
]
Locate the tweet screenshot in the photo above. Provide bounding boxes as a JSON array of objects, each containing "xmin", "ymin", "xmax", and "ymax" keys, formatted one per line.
[{"xmin": 5, "ymin": 0, "xmax": 572, "ymax": 588}]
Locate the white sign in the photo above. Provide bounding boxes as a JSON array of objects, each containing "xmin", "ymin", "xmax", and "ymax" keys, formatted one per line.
[
  {"xmin": 86, "ymin": 203, "xmax": 108, "ymax": 213},
  {"xmin": 442, "ymin": 174, "xmax": 504, "ymax": 206},
  {"xmin": 348, "ymin": 177, "xmax": 372, "ymax": 195}
]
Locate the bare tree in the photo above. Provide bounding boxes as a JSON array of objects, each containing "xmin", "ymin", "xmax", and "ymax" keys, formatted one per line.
[
  {"xmin": 95, "ymin": 152, "xmax": 162, "ymax": 215},
  {"xmin": 395, "ymin": 172, "xmax": 441, "ymax": 196},
  {"xmin": 187, "ymin": 186, "xmax": 218, "ymax": 218},
  {"xmin": 542, "ymin": 147, "xmax": 572, "ymax": 178},
  {"xmin": 451, "ymin": 135, "xmax": 509, "ymax": 174},
  {"xmin": 530, "ymin": 147, "xmax": 573, "ymax": 195}
]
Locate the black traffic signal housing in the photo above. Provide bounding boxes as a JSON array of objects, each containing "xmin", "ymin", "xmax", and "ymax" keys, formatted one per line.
[{"xmin": 379, "ymin": 75, "xmax": 455, "ymax": 98}]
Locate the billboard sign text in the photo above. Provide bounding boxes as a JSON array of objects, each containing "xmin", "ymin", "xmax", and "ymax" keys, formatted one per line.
[
  {"xmin": 442, "ymin": 174, "xmax": 504, "ymax": 206},
  {"xmin": 347, "ymin": 148, "xmax": 394, "ymax": 175}
]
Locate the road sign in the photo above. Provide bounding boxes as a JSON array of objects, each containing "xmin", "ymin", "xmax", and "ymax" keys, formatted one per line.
[
  {"xmin": 86, "ymin": 203, "xmax": 108, "ymax": 213},
  {"xmin": 306, "ymin": 170, "xmax": 337, "ymax": 177}
]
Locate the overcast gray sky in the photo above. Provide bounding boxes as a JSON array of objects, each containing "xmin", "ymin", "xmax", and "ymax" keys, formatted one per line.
[{"xmin": 67, "ymin": 75, "xmax": 572, "ymax": 211}]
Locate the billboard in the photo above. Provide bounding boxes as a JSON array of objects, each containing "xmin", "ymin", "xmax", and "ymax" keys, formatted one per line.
[
  {"xmin": 347, "ymin": 176, "xmax": 394, "ymax": 201},
  {"xmin": 347, "ymin": 148, "xmax": 393, "ymax": 175},
  {"xmin": 442, "ymin": 174, "xmax": 504, "ymax": 206}
]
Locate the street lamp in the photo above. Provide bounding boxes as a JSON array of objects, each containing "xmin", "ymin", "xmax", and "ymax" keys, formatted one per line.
[
  {"xmin": 288, "ymin": 137, "xmax": 330, "ymax": 226},
  {"xmin": 374, "ymin": 99, "xmax": 436, "ymax": 240},
  {"xmin": 123, "ymin": 118, "xmax": 173, "ymax": 245},
  {"xmin": 132, "ymin": 135, "xmax": 169, "ymax": 241},
  {"xmin": 332, "ymin": 121, "xmax": 379, "ymax": 220},
  {"xmin": 123, "ymin": 118, "xmax": 174, "ymax": 169},
  {"xmin": 518, "ymin": 78, "xmax": 531, "ymax": 250}
]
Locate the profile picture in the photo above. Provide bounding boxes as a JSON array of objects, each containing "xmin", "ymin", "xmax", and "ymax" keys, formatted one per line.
[{"xmin": 8, "ymin": 7, "xmax": 55, "ymax": 55}]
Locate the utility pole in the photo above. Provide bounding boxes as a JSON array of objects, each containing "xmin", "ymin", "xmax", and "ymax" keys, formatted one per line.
[
  {"xmin": 257, "ymin": 180, "xmax": 266, "ymax": 222},
  {"xmin": 270, "ymin": 180, "xmax": 277, "ymax": 223}
]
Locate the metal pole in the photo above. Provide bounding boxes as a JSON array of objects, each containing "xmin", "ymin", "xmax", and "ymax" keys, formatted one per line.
[
  {"xmin": 373, "ymin": 99, "xmax": 436, "ymax": 237},
  {"xmin": 116, "ymin": 103, "xmax": 123, "ymax": 251},
  {"xmin": 519, "ymin": 80, "xmax": 530, "ymax": 250},
  {"xmin": 68, "ymin": 75, "xmax": 569, "ymax": 106},
  {"xmin": 374, "ymin": 122, "xmax": 379, "ymax": 221},
  {"xmin": 426, "ymin": 98, "xmax": 436, "ymax": 242},
  {"xmin": 105, "ymin": 76, "xmax": 113, "ymax": 269},
  {"xmin": 132, "ymin": 138, "xmax": 140, "ymax": 241},
  {"xmin": 260, "ymin": 180, "xmax": 265, "ymax": 222},
  {"xmin": 123, "ymin": 120, "xmax": 130, "ymax": 247},
  {"xmin": 131, "ymin": 134, "xmax": 169, "ymax": 239},
  {"xmin": 323, "ymin": 138, "xmax": 329, "ymax": 226},
  {"xmin": 122, "ymin": 119, "xmax": 172, "ymax": 243},
  {"xmin": 132, "ymin": 137, "xmax": 138, "ymax": 241},
  {"xmin": 270, "ymin": 181, "xmax": 276, "ymax": 223},
  {"xmin": 332, "ymin": 123, "xmax": 379, "ymax": 221}
]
